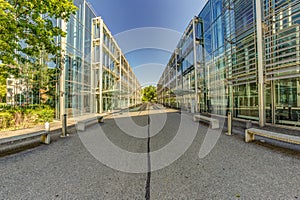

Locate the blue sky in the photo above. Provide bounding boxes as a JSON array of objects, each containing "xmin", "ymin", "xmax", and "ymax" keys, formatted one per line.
[{"xmin": 88, "ymin": 0, "xmax": 207, "ymax": 86}]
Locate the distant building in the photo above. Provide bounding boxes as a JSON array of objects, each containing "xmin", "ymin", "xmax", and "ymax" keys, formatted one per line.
[
  {"xmin": 157, "ymin": 0, "xmax": 300, "ymax": 127},
  {"xmin": 6, "ymin": 77, "xmax": 27, "ymax": 106}
]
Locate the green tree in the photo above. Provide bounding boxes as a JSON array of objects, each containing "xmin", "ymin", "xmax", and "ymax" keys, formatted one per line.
[
  {"xmin": 0, "ymin": 0, "xmax": 77, "ymax": 70},
  {"xmin": 43, "ymin": 67, "xmax": 58, "ymax": 107},
  {"xmin": 0, "ymin": 75, "xmax": 6, "ymax": 103},
  {"xmin": 142, "ymin": 86, "xmax": 157, "ymax": 103},
  {"xmin": 0, "ymin": 0, "xmax": 76, "ymax": 107},
  {"xmin": 0, "ymin": 64, "xmax": 18, "ymax": 104}
]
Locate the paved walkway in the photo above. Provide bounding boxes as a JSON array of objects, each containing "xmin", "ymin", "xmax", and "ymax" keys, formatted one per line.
[
  {"xmin": 1, "ymin": 105, "xmax": 299, "ymax": 146},
  {"xmin": 0, "ymin": 104, "xmax": 299, "ymax": 199},
  {"xmin": 0, "ymin": 113, "xmax": 108, "ymax": 140}
]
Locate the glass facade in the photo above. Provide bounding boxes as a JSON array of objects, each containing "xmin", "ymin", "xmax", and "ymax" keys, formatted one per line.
[
  {"xmin": 264, "ymin": 0, "xmax": 300, "ymax": 126},
  {"xmin": 57, "ymin": 1, "xmax": 141, "ymax": 118},
  {"xmin": 92, "ymin": 17, "xmax": 141, "ymax": 113},
  {"xmin": 59, "ymin": 0, "xmax": 95, "ymax": 118},
  {"xmin": 158, "ymin": 0, "xmax": 300, "ymax": 127}
]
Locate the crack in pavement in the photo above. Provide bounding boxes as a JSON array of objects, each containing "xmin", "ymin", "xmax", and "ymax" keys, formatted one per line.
[{"xmin": 145, "ymin": 104, "xmax": 151, "ymax": 200}]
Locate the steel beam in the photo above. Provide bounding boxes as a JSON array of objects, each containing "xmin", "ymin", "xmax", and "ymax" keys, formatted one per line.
[{"xmin": 255, "ymin": 0, "xmax": 266, "ymax": 127}]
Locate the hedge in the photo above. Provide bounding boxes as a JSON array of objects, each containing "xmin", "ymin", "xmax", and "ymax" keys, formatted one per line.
[{"xmin": 0, "ymin": 106, "xmax": 55, "ymax": 130}]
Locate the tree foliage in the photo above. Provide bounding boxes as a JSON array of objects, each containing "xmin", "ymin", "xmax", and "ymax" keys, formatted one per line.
[
  {"xmin": 0, "ymin": 75, "xmax": 6, "ymax": 102},
  {"xmin": 0, "ymin": 0, "xmax": 76, "ymax": 105},
  {"xmin": 142, "ymin": 85, "xmax": 157, "ymax": 103},
  {"xmin": 0, "ymin": 63, "xmax": 14, "ymax": 103},
  {"xmin": 0, "ymin": 0, "xmax": 77, "ymax": 69}
]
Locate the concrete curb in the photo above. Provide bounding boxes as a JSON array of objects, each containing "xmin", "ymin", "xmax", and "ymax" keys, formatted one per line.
[
  {"xmin": 0, "ymin": 124, "xmax": 77, "ymax": 157},
  {"xmin": 0, "ymin": 112, "xmax": 123, "ymax": 157}
]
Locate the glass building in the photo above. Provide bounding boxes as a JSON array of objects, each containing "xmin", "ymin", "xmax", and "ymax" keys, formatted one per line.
[
  {"xmin": 91, "ymin": 17, "xmax": 141, "ymax": 113},
  {"xmin": 157, "ymin": 0, "xmax": 300, "ymax": 127},
  {"xmin": 56, "ymin": 0, "xmax": 97, "ymax": 118},
  {"xmin": 57, "ymin": 0, "xmax": 141, "ymax": 118}
]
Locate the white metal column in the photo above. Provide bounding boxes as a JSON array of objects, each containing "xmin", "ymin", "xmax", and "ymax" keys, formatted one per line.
[
  {"xmin": 99, "ymin": 18, "xmax": 104, "ymax": 113},
  {"xmin": 193, "ymin": 17, "xmax": 199, "ymax": 113},
  {"xmin": 168, "ymin": 64, "xmax": 171, "ymax": 107},
  {"xmin": 119, "ymin": 54, "xmax": 122, "ymax": 109},
  {"xmin": 297, "ymin": 26, "xmax": 300, "ymax": 108},
  {"xmin": 255, "ymin": 0, "xmax": 265, "ymax": 127},
  {"xmin": 59, "ymin": 20, "xmax": 67, "ymax": 121},
  {"xmin": 175, "ymin": 49, "xmax": 179, "ymax": 108},
  {"xmin": 91, "ymin": 19, "xmax": 95, "ymax": 114},
  {"xmin": 81, "ymin": 2, "xmax": 86, "ymax": 115}
]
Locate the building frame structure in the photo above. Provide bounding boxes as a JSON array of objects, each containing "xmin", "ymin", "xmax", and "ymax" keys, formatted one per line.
[
  {"xmin": 56, "ymin": 0, "xmax": 141, "ymax": 119},
  {"xmin": 157, "ymin": 0, "xmax": 300, "ymax": 128}
]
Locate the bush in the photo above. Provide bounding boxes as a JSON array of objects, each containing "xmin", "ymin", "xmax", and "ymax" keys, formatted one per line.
[
  {"xmin": 0, "ymin": 105, "xmax": 55, "ymax": 130},
  {"xmin": 35, "ymin": 107, "xmax": 54, "ymax": 123},
  {"xmin": 0, "ymin": 112, "xmax": 13, "ymax": 129}
]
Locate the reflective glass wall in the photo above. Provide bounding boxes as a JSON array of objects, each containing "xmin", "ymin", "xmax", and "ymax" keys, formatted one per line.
[
  {"xmin": 55, "ymin": 1, "xmax": 141, "ymax": 118},
  {"xmin": 92, "ymin": 17, "xmax": 141, "ymax": 114},
  {"xmin": 264, "ymin": 0, "xmax": 300, "ymax": 126},
  {"xmin": 158, "ymin": 0, "xmax": 300, "ymax": 128},
  {"xmin": 60, "ymin": 0, "xmax": 97, "ymax": 117}
]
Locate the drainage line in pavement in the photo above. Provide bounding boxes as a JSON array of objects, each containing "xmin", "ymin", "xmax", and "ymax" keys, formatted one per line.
[{"xmin": 145, "ymin": 106, "xmax": 151, "ymax": 200}]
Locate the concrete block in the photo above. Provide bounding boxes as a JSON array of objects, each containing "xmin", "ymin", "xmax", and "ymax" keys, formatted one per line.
[
  {"xmin": 41, "ymin": 133, "xmax": 50, "ymax": 144},
  {"xmin": 245, "ymin": 130, "xmax": 255, "ymax": 142}
]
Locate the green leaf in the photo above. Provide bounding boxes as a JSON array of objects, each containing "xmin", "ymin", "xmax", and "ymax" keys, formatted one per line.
[{"xmin": 0, "ymin": 0, "xmax": 77, "ymax": 75}]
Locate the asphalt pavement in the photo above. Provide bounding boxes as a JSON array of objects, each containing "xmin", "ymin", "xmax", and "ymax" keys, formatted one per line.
[{"xmin": 0, "ymin": 104, "xmax": 299, "ymax": 199}]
